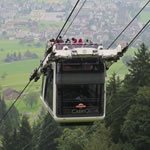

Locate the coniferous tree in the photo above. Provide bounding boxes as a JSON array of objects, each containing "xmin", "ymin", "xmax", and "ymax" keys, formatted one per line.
[
  {"xmin": 124, "ymin": 43, "xmax": 150, "ymax": 91},
  {"xmin": 2, "ymin": 128, "xmax": 19, "ymax": 150},
  {"xmin": 105, "ymin": 73, "xmax": 127, "ymax": 142},
  {"xmin": 0, "ymin": 97, "xmax": 12, "ymax": 136},
  {"xmin": 32, "ymin": 117, "xmax": 43, "ymax": 150},
  {"xmin": 84, "ymin": 124, "xmax": 119, "ymax": 150},
  {"xmin": 38, "ymin": 113, "xmax": 61, "ymax": 150},
  {"xmin": 8, "ymin": 106, "xmax": 20, "ymax": 130},
  {"xmin": 0, "ymin": 97, "xmax": 6, "ymax": 136},
  {"xmin": 18, "ymin": 115, "xmax": 32, "ymax": 150},
  {"xmin": 1, "ymin": 126, "xmax": 12, "ymax": 150},
  {"xmin": 106, "ymin": 43, "xmax": 150, "ymax": 143},
  {"xmin": 121, "ymin": 86, "xmax": 150, "ymax": 150},
  {"xmin": 56, "ymin": 127, "xmax": 87, "ymax": 150}
]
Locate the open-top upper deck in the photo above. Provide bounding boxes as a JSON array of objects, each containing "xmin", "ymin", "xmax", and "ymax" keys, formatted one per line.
[{"xmin": 54, "ymin": 43, "xmax": 101, "ymax": 50}]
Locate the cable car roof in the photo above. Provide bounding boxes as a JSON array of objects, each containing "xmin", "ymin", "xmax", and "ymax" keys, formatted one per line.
[{"xmin": 50, "ymin": 43, "xmax": 128, "ymax": 60}]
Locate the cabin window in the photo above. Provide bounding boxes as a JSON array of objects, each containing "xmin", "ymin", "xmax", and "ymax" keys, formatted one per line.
[
  {"xmin": 61, "ymin": 64, "xmax": 104, "ymax": 73},
  {"xmin": 45, "ymin": 69, "xmax": 53, "ymax": 110},
  {"xmin": 56, "ymin": 84, "xmax": 104, "ymax": 117},
  {"xmin": 57, "ymin": 59, "xmax": 104, "ymax": 73},
  {"xmin": 41, "ymin": 76, "xmax": 44, "ymax": 97}
]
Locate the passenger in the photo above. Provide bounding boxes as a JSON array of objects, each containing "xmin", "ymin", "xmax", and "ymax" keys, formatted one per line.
[
  {"xmin": 85, "ymin": 39, "xmax": 89, "ymax": 44},
  {"xmin": 78, "ymin": 38, "xmax": 83, "ymax": 44},
  {"xmin": 89, "ymin": 40, "xmax": 93, "ymax": 44},
  {"xmin": 46, "ymin": 40, "xmax": 51, "ymax": 48},
  {"xmin": 99, "ymin": 43, "xmax": 103, "ymax": 50},
  {"xmin": 65, "ymin": 38, "xmax": 71, "ymax": 44},
  {"xmin": 72, "ymin": 37, "xmax": 77, "ymax": 46},
  {"xmin": 84, "ymin": 39, "xmax": 90, "ymax": 47},
  {"xmin": 46, "ymin": 39, "xmax": 55, "ymax": 49},
  {"xmin": 58, "ymin": 36, "xmax": 64, "ymax": 43},
  {"xmin": 76, "ymin": 94, "xmax": 87, "ymax": 101},
  {"xmin": 72, "ymin": 38, "xmax": 77, "ymax": 43},
  {"xmin": 74, "ymin": 38, "xmax": 77, "ymax": 43}
]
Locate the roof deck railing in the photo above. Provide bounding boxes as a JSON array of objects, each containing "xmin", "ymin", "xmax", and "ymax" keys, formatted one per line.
[{"xmin": 54, "ymin": 43, "xmax": 100, "ymax": 50}]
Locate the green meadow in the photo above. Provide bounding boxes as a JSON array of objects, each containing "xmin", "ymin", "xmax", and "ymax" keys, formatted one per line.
[
  {"xmin": 0, "ymin": 39, "xmax": 45, "ymax": 121},
  {"xmin": 0, "ymin": 39, "xmax": 44, "ymax": 91}
]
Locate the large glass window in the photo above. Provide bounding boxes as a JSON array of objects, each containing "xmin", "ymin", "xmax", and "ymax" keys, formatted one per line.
[
  {"xmin": 44, "ymin": 69, "xmax": 53, "ymax": 110},
  {"xmin": 57, "ymin": 59, "xmax": 104, "ymax": 73},
  {"xmin": 56, "ymin": 84, "xmax": 104, "ymax": 117}
]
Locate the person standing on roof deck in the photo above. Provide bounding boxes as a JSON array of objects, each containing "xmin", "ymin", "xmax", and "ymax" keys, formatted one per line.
[
  {"xmin": 79, "ymin": 38, "xmax": 83, "ymax": 44},
  {"xmin": 78, "ymin": 38, "xmax": 83, "ymax": 47},
  {"xmin": 99, "ymin": 43, "xmax": 103, "ymax": 50},
  {"xmin": 58, "ymin": 36, "xmax": 64, "ymax": 43},
  {"xmin": 65, "ymin": 38, "xmax": 71, "ymax": 44},
  {"xmin": 72, "ymin": 38, "xmax": 75, "ymax": 43},
  {"xmin": 85, "ymin": 39, "xmax": 89, "ymax": 44},
  {"xmin": 72, "ymin": 37, "xmax": 77, "ymax": 45},
  {"xmin": 45, "ymin": 39, "xmax": 55, "ymax": 56}
]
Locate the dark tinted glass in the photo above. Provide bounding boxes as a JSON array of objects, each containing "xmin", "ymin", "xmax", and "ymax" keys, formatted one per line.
[
  {"xmin": 45, "ymin": 70, "xmax": 53, "ymax": 110},
  {"xmin": 56, "ymin": 84, "xmax": 104, "ymax": 117}
]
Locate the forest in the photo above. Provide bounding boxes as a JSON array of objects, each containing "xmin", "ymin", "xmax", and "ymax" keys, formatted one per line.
[{"xmin": 0, "ymin": 43, "xmax": 150, "ymax": 150}]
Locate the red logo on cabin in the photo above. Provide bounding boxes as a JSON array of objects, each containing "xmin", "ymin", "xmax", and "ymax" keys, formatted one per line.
[{"xmin": 76, "ymin": 103, "xmax": 87, "ymax": 108}]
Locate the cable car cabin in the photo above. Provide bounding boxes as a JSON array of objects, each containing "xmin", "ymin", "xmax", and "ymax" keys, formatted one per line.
[
  {"xmin": 41, "ymin": 56, "xmax": 106, "ymax": 124},
  {"xmin": 38, "ymin": 42, "xmax": 127, "ymax": 125}
]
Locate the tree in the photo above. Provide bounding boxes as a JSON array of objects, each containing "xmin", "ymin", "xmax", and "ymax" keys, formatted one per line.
[
  {"xmin": 0, "ymin": 97, "xmax": 9, "ymax": 136},
  {"xmin": 38, "ymin": 113, "xmax": 61, "ymax": 150},
  {"xmin": 2, "ymin": 31, "xmax": 7, "ymax": 37},
  {"xmin": 125, "ymin": 43, "xmax": 150, "ymax": 89},
  {"xmin": 105, "ymin": 73, "xmax": 127, "ymax": 143},
  {"xmin": 2, "ymin": 128, "xmax": 19, "ymax": 150},
  {"xmin": 83, "ymin": 124, "xmax": 119, "ymax": 150},
  {"xmin": 18, "ymin": 52, "xmax": 22, "ymax": 60},
  {"xmin": 23, "ymin": 92, "xmax": 38, "ymax": 108},
  {"xmin": 0, "ymin": 96, "xmax": 19, "ymax": 137},
  {"xmin": 18, "ymin": 116, "xmax": 32, "ymax": 150},
  {"xmin": 121, "ymin": 86, "xmax": 150, "ymax": 150},
  {"xmin": 56, "ymin": 127, "xmax": 86, "ymax": 150},
  {"xmin": 105, "ymin": 43, "xmax": 150, "ymax": 143},
  {"xmin": 8, "ymin": 106, "xmax": 20, "ymax": 129}
]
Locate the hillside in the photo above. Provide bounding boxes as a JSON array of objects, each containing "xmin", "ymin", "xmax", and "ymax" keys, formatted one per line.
[{"xmin": 0, "ymin": 0, "xmax": 149, "ymax": 125}]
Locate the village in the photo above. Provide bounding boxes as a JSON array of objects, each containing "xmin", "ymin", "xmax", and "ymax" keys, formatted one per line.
[{"xmin": 0, "ymin": 0, "xmax": 149, "ymax": 47}]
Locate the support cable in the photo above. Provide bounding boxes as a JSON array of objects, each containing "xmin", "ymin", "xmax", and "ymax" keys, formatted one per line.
[
  {"xmin": 128, "ymin": 20, "xmax": 150, "ymax": 47},
  {"xmin": 107, "ymin": 0, "xmax": 150, "ymax": 49},
  {"xmin": 107, "ymin": 20, "xmax": 150, "ymax": 70}
]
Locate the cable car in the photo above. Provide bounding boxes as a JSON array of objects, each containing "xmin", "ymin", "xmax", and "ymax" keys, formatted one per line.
[{"xmin": 39, "ymin": 42, "xmax": 128, "ymax": 124}]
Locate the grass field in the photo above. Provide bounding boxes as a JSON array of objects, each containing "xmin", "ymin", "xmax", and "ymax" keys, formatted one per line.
[{"xmin": 0, "ymin": 39, "xmax": 44, "ymax": 91}]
